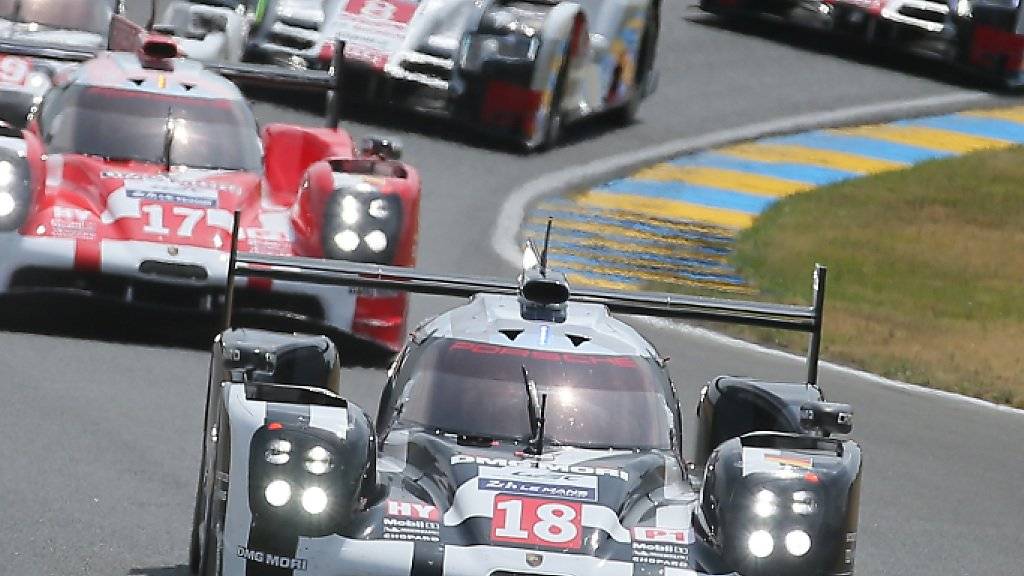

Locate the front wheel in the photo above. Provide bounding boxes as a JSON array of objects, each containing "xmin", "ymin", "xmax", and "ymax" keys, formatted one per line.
[{"xmin": 522, "ymin": 49, "xmax": 570, "ymax": 152}]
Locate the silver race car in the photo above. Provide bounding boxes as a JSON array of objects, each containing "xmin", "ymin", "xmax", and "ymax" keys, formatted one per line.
[
  {"xmin": 157, "ymin": 0, "xmax": 660, "ymax": 149},
  {"xmin": 0, "ymin": 0, "xmax": 128, "ymax": 125},
  {"xmin": 186, "ymin": 230, "xmax": 863, "ymax": 576}
]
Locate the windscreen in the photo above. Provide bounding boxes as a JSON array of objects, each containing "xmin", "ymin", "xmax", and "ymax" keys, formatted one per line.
[
  {"xmin": 0, "ymin": 0, "xmax": 113, "ymax": 35},
  {"xmin": 397, "ymin": 339, "xmax": 673, "ymax": 450},
  {"xmin": 40, "ymin": 86, "xmax": 262, "ymax": 172}
]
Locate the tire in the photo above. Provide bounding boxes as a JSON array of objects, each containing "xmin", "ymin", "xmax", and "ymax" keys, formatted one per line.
[
  {"xmin": 613, "ymin": 4, "xmax": 658, "ymax": 126},
  {"xmin": 522, "ymin": 46, "xmax": 571, "ymax": 153},
  {"xmin": 199, "ymin": 519, "xmax": 223, "ymax": 576},
  {"xmin": 188, "ymin": 479, "xmax": 204, "ymax": 574}
]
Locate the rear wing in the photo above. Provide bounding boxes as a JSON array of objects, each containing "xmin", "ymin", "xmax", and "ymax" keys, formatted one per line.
[{"xmin": 223, "ymin": 215, "xmax": 828, "ymax": 386}]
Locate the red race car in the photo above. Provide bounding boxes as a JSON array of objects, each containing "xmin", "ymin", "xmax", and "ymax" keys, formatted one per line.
[{"xmin": 0, "ymin": 36, "xmax": 420, "ymax": 354}]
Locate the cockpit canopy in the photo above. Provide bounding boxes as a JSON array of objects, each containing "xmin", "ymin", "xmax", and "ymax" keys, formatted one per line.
[
  {"xmin": 38, "ymin": 85, "xmax": 262, "ymax": 172},
  {"xmin": 392, "ymin": 338, "xmax": 674, "ymax": 450}
]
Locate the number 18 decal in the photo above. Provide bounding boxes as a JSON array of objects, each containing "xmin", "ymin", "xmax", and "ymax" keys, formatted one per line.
[{"xmin": 491, "ymin": 495, "xmax": 583, "ymax": 549}]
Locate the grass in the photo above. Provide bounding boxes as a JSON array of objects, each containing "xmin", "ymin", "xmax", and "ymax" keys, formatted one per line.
[{"xmin": 729, "ymin": 146, "xmax": 1024, "ymax": 408}]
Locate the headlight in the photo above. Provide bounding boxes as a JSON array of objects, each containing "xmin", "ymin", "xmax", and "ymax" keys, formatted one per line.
[
  {"xmin": 368, "ymin": 198, "xmax": 390, "ymax": 219},
  {"xmin": 324, "ymin": 190, "xmax": 402, "ymax": 264},
  {"xmin": 334, "ymin": 229, "xmax": 361, "ymax": 252},
  {"xmin": 753, "ymin": 489, "xmax": 777, "ymax": 518},
  {"xmin": 341, "ymin": 195, "xmax": 362, "ymax": 226},
  {"xmin": 304, "ymin": 445, "xmax": 333, "ymax": 475},
  {"xmin": 791, "ymin": 490, "xmax": 817, "ymax": 515},
  {"xmin": 301, "ymin": 486, "xmax": 328, "ymax": 514},
  {"xmin": 25, "ymin": 71, "xmax": 50, "ymax": 92},
  {"xmin": 363, "ymin": 229, "xmax": 388, "ymax": 253},
  {"xmin": 747, "ymin": 530, "xmax": 774, "ymax": 558},
  {"xmin": 461, "ymin": 34, "xmax": 539, "ymax": 72},
  {"xmin": 0, "ymin": 156, "xmax": 31, "ymax": 231},
  {"xmin": 265, "ymin": 438, "xmax": 292, "ymax": 465},
  {"xmin": 784, "ymin": 530, "xmax": 812, "ymax": 556},
  {"xmin": 0, "ymin": 190, "xmax": 14, "ymax": 217},
  {"xmin": 264, "ymin": 479, "xmax": 292, "ymax": 507}
]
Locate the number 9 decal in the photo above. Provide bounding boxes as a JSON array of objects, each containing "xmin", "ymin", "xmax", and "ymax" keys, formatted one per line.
[
  {"xmin": 491, "ymin": 495, "xmax": 584, "ymax": 549},
  {"xmin": 0, "ymin": 56, "xmax": 30, "ymax": 86}
]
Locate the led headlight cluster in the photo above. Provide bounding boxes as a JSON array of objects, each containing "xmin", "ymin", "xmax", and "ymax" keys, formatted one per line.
[
  {"xmin": 262, "ymin": 479, "xmax": 330, "ymax": 514},
  {"xmin": 741, "ymin": 485, "xmax": 819, "ymax": 557},
  {"xmin": 0, "ymin": 155, "xmax": 31, "ymax": 231},
  {"xmin": 260, "ymin": 436, "xmax": 336, "ymax": 515},
  {"xmin": 323, "ymin": 189, "xmax": 402, "ymax": 264},
  {"xmin": 305, "ymin": 445, "xmax": 333, "ymax": 475},
  {"xmin": 742, "ymin": 489, "xmax": 817, "ymax": 559},
  {"xmin": 460, "ymin": 34, "xmax": 539, "ymax": 72}
]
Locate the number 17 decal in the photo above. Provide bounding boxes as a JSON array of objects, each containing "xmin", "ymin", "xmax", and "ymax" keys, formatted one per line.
[{"xmin": 491, "ymin": 495, "xmax": 583, "ymax": 549}]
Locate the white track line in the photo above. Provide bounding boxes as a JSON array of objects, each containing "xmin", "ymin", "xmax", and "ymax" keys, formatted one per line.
[{"xmin": 492, "ymin": 90, "xmax": 1024, "ymax": 417}]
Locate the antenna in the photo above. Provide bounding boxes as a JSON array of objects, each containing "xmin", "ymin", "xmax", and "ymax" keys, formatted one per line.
[
  {"xmin": 806, "ymin": 265, "xmax": 827, "ymax": 388},
  {"xmin": 222, "ymin": 211, "xmax": 241, "ymax": 331},
  {"xmin": 539, "ymin": 217, "xmax": 552, "ymax": 277}
]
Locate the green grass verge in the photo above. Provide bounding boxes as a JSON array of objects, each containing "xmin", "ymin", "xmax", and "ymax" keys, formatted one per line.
[{"xmin": 731, "ymin": 146, "xmax": 1024, "ymax": 408}]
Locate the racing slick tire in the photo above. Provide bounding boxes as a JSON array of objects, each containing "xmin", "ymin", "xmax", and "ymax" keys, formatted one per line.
[
  {"xmin": 188, "ymin": 478, "xmax": 204, "ymax": 573},
  {"xmin": 522, "ymin": 34, "xmax": 572, "ymax": 152},
  {"xmin": 612, "ymin": 5, "xmax": 658, "ymax": 126}
]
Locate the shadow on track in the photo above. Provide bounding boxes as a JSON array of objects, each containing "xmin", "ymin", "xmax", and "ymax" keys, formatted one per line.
[
  {"xmin": 685, "ymin": 8, "xmax": 1008, "ymax": 92},
  {"xmin": 0, "ymin": 297, "xmax": 395, "ymax": 367}
]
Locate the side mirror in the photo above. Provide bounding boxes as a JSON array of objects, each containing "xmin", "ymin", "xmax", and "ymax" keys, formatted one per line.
[
  {"xmin": 800, "ymin": 401, "xmax": 853, "ymax": 436},
  {"xmin": 359, "ymin": 136, "xmax": 403, "ymax": 160}
]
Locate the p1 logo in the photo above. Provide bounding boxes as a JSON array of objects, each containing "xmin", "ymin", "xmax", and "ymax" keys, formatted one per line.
[{"xmin": 491, "ymin": 495, "xmax": 583, "ymax": 550}]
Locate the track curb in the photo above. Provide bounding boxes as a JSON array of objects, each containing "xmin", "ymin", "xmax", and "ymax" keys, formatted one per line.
[{"xmin": 491, "ymin": 90, "xmax": 1024, "ymax": 417}]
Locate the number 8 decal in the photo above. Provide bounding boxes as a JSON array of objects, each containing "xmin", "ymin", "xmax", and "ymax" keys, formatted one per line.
[{"xmin": 491, "ymin": 495, "xmax": 583, "ymax": 549}]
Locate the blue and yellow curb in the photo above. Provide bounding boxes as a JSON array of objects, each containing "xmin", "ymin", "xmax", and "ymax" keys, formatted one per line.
[{"xmin": 522, "ymin": 106, "xmax": 1024, "ymax": 292}]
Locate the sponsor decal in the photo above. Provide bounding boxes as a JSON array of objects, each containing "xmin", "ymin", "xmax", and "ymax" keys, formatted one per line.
[
  {"xmin": 383, "ymin": 500, "xmax": 440, "ymax": 542},
  {"xmin": 632, "ymin": 527, "xmax": 694, "ymax": 544},
  {"xmin": 327, "ymin": 0, "xmax": 417, "ymax": 68},
  {"xmin": 237, "ymin": 546, "xmax": 307, "ymax": 571},
  {"xmin": 451, "ymin": 455, "xmax": 629, "ymax": 481},
  {"xmin": 765, "ymin": 454, "xmax": 813, "ymax": 469},
  {"xmin": 449, "ymin": 341, "xmax": 638, "ymax": 367},
  {"xmin": 50, "ymin": 206, "xmax": 96, "ymax": 240},
  {"xmin": 631, "ymin": 539, "xmax": 690, "ymax": 568},
  {"xmin": 478, "ymin": 466, "xmax": 598, "ymax": 502},
  {"xmin": 0, "ymin": 55, "xmax": 31, "ymax": 86},
  {"xmin": 491, "ymin": 495, "xmax": 583, "ymax": 550},
  {"xmin": 631, "ymin": 526, "xmax": 691, "ymax": 568},
  {"xmin": 102, "ymin": 171, "xmax": 241, "ymax": 205},
  {"xmin": 742, "ymin": 448, "xmax": 814, "ymax": 477},
  {"xmin": 386, "ymin": 500, "xmax": 439, "ymax": 521}
]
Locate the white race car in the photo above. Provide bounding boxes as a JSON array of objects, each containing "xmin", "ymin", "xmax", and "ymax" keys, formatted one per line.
[{"xmin": 157, "ymin": 0, "xmax": 661, "ymax": 150}]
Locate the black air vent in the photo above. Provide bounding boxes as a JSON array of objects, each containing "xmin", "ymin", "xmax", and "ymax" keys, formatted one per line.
[
  {"xmin": 499, "ymin": 329, "xmax": 524, "ymax": 341},
  {"xmin": 566, "ymin": 334, "xmax": 590, "ymax": 347}
]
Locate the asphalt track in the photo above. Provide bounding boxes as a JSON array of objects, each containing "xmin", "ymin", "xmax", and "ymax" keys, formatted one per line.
[{"xmin": 0, "ymin": 2, "xmax": 1022, "ymax": 575}]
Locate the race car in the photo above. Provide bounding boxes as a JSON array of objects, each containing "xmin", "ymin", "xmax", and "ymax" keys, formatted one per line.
[
  {"xmin": 186, "ymin": 236, "xmax": 862, "ymax": 576},
  {"xmin": 0, "ymin": 0, "xmax": 132, "ymax": 126},
  {"xmin": 701, "ymin": 0, "xmax": 1024, "ymax": 85},
  {"xmin": 155, "ymin": 0, "xmax": 661, "ymax": 149},
  {"xmin": 0, "ymin": 37, "xmax": 420, "ymax": 353}
]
